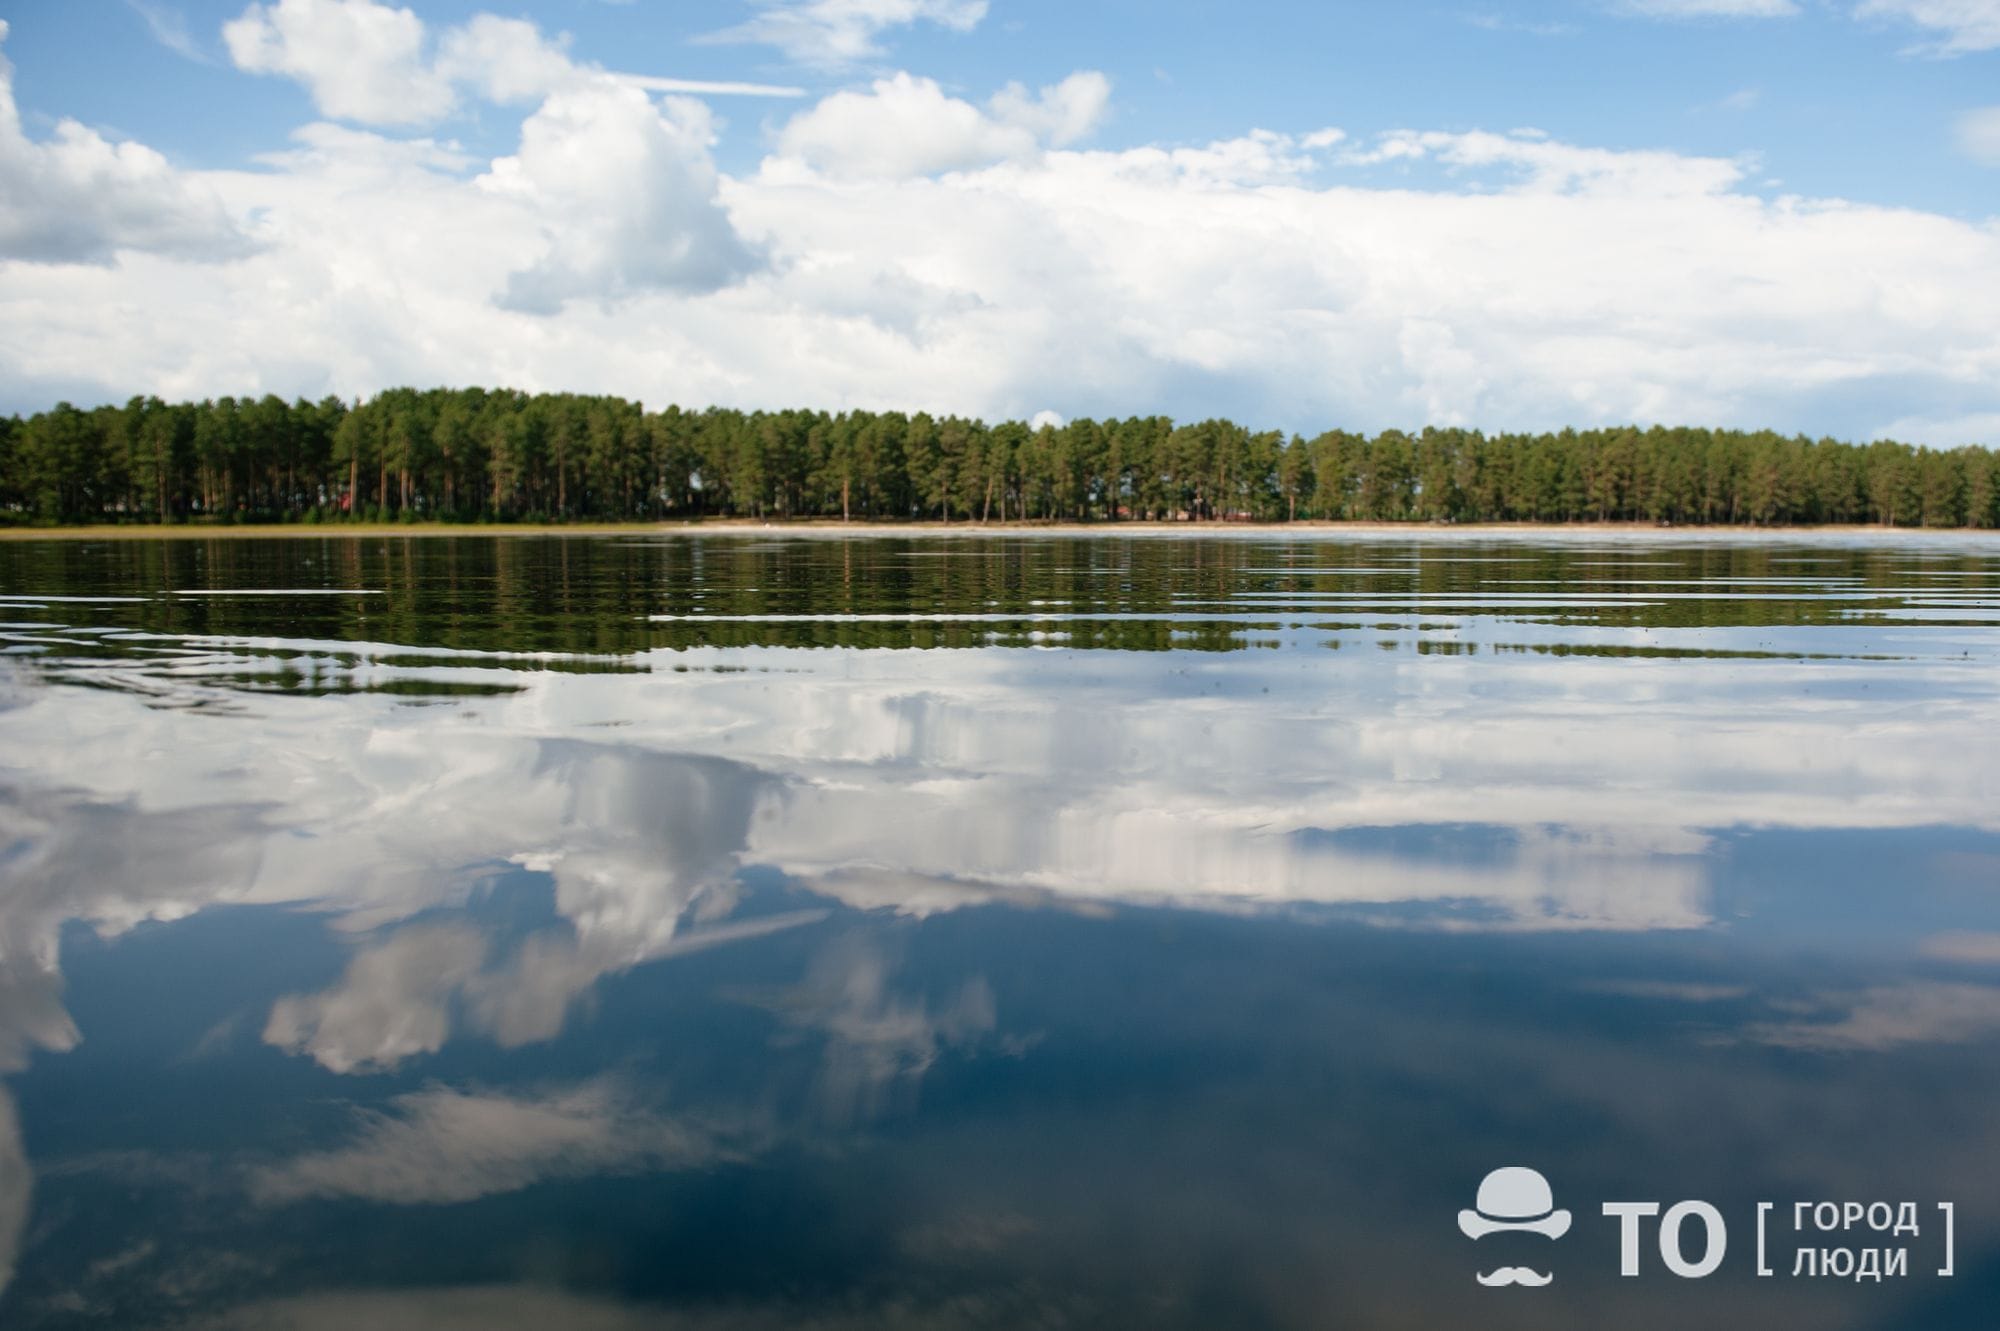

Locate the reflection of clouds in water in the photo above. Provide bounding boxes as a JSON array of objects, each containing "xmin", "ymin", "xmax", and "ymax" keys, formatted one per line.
[
  {"xmin": 264, "ymin": 925, "xmax": 486, "ymax": 1074},
  {"xmin": 768, "ymin": 939, "xmax": 997, "ymax": 1124},
  {"xmin": 5, "ymin": 646, "xmax": 2000, "ymax": 935},
  {"xmin": 1923, "ymin": 932, "xmax": 2000, "ymax": 964},
  {"xmin": 0, "ymin": 785, "xmax": 267, "ymax": 1299},
  {"xmin": 1742, "ymin": 981, "xmax": 2000, "ymax": 1052},
  {"xmin": 781, "ymin": 800, "xmax": 1710, "ymax": 931},
  {"xmin": 265, "ymin": 908, "xmax": 832, "ymax": 1073},
  {"xmin": 255, "ymin": 742, "xmax": 783, "ymax": 1072},
  {"xmin": 248, "ymin": 1079, "xmax": 747, "ymax": 1207},
  {"xmin": 0, "ymin": 720, "xmax": 781, "ymax": 1074},
  {"xmin": 0, "ymin": 787, "xmax": 268, "ymax": 1068},
  {"xmin": 2, "ymin": 637, "xmax": 1998, "ymax": 1081}
]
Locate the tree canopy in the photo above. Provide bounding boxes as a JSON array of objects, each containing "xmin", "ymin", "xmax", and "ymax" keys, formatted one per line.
[{"xmin": 1, "ymin": 388, "xmax": 1993, "ymax": 528}]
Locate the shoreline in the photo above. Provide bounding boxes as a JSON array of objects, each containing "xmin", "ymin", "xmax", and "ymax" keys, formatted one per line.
[{"xmin": 1, "ymin": 519, "xmax": 1995, "ymax": 542}]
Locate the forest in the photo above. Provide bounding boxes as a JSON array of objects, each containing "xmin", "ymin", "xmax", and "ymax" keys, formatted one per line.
[{"xmin": 0, "ymin": 387, "xmax": 1994, "ymax": 528}]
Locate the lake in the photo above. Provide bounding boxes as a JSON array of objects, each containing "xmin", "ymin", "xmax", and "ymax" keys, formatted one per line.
[{"xmin": 1, "ymin": 529, "xmax": 1997, "ymax": 1329}]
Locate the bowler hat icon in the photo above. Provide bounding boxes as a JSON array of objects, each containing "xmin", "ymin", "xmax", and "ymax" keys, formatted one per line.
[{"xmin": 1458, "ymin": 1167, "xmax": 1571, "ymax": 1240}]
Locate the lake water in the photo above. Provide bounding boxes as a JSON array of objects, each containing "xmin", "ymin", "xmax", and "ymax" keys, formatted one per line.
[{"xmin": 1, "ymin": 530, "xmax": 1998, "ymax": 1330}]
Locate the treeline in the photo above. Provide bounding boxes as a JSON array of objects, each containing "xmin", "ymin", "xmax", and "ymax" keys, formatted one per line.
[{"xmin": 1, "ymin": 388, "xmax": 1994, "ymax": 527}]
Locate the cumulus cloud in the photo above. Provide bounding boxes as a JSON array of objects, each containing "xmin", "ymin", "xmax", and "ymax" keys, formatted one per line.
[
  {"xmin": 213, "ymin": 3, "xmax": 783, "ymax": 310},
  {"xmin": 0, "ymin": 21, "xmax": 246, "ymax": 264},
  {"xmin": 1959, "ymin": 105, "xmax": 2000, "ymax": 164},
  {"xmin": 1856, "ymin": 0, "xmax": 2000, "ymax": 54},
  {"xmin": 225, "ymin": 0, "xmax": 455, "ymax": 126},
  {"xmin": 481, "ymin": 83, "xmax": 762, "ymax": 311},
  {"xmin": 433, "ymin": 13, "xmax": 577, "ymax": 105},
  {"xmin": 774, "ymin": 70, "xmax": 1110, "ymax": 179},
  {"xmin": 248, "ymin": 1080, "xmax": 742, "ymax": 1204},
  {"xmin": 704, "ymin": 0, "xmax": 989, "ymax": 68}
]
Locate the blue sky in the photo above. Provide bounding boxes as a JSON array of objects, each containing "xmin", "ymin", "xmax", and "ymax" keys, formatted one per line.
[{"xmin": 0, "ymin": 0, "xmax": 1995, "ymax": 440}]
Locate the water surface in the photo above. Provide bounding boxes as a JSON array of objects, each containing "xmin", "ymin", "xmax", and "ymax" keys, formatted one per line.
[{"xmin": 1, "ymin": 530, "xmax": 1997, "ymax": 1329}]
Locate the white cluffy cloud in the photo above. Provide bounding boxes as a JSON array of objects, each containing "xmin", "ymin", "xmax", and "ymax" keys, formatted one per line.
[
  {"xmin": 775, "ymin": 70, "xmax": 1110, "ymax": 178},
  {"xmin": 213, "ymin": 1, "xmax": 780, "ymax": 309},
  {"xmin": 225, "ymin": 0, "xmax": 454, "ymax": 125},
  {"xmin": 703, "ymin": 0, "xmax": 989, "ymax": 68},
  {"xmin": 481, "ymin": 82, "xmax": 762, "ymax": 310},
  {"xmin": 0, "ymin": 21, "xmax": 245, "ymax": 265}
]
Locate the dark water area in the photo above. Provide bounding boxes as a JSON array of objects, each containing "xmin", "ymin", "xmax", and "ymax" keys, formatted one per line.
[{"xmin": 1, "ymin": 530, "xmax": 1998, "ymax": 1330}]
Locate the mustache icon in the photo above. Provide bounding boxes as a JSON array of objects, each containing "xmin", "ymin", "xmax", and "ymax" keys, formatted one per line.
[{"xmin": 1476, "ymin": 1267, "xmax": 1554, "ymax": 1287}]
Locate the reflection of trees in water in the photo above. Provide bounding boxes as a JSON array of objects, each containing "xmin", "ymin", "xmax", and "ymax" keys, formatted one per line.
[{"xmin": 5, "ymin": 536, "xmax": 1997, "ymax": 675}]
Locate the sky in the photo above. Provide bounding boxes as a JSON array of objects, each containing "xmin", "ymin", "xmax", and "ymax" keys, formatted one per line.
[{"xmin": 0, "ymin": 0, "xmax": 1995, "ymax": 442}]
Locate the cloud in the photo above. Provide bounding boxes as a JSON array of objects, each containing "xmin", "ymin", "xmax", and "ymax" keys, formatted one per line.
[
  {"xmin": 1958, "ymin": 105, "xmax": 2000, "ymax": 164},
  {"xmin": 1342, "ymin": 127, "xmax": 1750, "ymax": 195},
  {"xmin": 221, "ymin": 4, "xmax": 782, "ymax": 311},
  {"xmin": 1621, "ymin": 0, "xmax": 1799, "ymax": 15},
  {"xmin": 127, "ymin": 1, "xmax": 210, "ymax": 63},
  {"xmin": 773, "ymin": 71, "xmax": 1110, "ymax": 179},
  {"xmin": 481, "ymin": 83, "xmax": 763, "ymax": 311},
  {"xmin": 0, "ymin": 21, "xmax": 246, "ymax": 264},
  {"xmin": 703, "ymin": 0, "xmax": 989, "ymax": 68},
  {"xmin": 1856, "ymin": 0, "xmax": 2000, "ymax": 54},
  {"xmin": 248, "ymin": 1080, "xmax": 742, "ymax": 1204},
  {"xmin": 225, "ymin": 0, "xmax": 455, "ymax": 126},
  {"xmin": 987, "ymin": 72, "xmax": 1113, "ymax": 147},
  {"xmin": 433, "ymin": 14, "xmax": 577, "ymax": 105}
]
